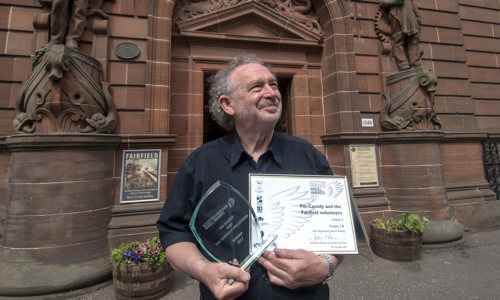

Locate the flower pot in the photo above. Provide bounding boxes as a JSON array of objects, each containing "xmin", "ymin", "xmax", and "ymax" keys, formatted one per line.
[
  {"xmin": 369, "ymin": 222, "xmax": 423, "ymax": 261},
  {"xmin": 113, "ymin": 262, "xmax": 173, "ymax": 300}
]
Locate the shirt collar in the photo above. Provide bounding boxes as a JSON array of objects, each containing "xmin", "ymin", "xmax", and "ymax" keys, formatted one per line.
[
  {"xmin": 267, "ymin": 132, "xmax": 283, "ymax": 166},
  {"xmin": 229, "ymin": 132, "xmax": 283, "ymax": 167}
]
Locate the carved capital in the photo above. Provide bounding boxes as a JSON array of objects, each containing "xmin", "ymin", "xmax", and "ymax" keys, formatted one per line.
[{"xmin": 14, "ymin": 45, "xmax": 118, "ymax": 134}]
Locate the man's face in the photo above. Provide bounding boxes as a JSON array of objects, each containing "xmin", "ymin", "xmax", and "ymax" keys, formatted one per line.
[{"xmin": 224, "ymin": 63, "xmax": 282, "ymax": 130}]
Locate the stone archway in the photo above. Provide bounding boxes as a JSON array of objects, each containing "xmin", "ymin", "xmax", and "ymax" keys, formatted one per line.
[
  {"xmin": 147, "ymin": 0, "xmax": 361, "ymax": 190},
  {"xmin": 314, "ymin": 0, "xmax": 361, "ymax": 134}
]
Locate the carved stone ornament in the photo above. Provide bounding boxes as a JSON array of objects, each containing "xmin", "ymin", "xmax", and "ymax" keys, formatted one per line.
[
  {"xmin": 380, "ymin": 66, "xmax": 442, "ymax": 131},
  {"xmin": 14, "ymin": 44, "xmax": 118, "ymax": 134},
  {"xmin": 173, "ymin": 0, "xmax": 322, "ymax": 36}
]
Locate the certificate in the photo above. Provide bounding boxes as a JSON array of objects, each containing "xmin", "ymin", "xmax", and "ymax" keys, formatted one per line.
[{"xmin": 249, "ymin": 174, "xmax": 358, "ymax": 254}]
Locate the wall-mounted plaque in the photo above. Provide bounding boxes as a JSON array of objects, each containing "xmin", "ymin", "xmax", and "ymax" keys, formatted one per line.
[
  {"xmin": 115, "ymin": 42, "xmax": 140, "ymax": 60},
  {"xmin": 349, "ymin": 144, "xmax": 379, "ymax": 188},
  {"xmin": 120, "ymin": 149, "xmax": 161, "ymax": 203}
]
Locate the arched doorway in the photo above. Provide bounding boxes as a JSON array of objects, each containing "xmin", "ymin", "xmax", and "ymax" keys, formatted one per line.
[
  {"xmin": 168, "ymin": 0, "xmax": 327, "ymax": 162},
  {"xmin": 152, "ymin": 0, "xmax": 360, "ymax": 188}
]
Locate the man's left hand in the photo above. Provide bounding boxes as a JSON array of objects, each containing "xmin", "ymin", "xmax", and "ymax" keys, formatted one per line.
[{"xmin": 258, "ymin": 249, "xmax": 341, "ymax": 289}]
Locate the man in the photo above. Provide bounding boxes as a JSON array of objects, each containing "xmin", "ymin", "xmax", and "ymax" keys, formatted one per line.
[{"xmin": 157, "ymin": 54, "xmax": 343, "ymax": 299}]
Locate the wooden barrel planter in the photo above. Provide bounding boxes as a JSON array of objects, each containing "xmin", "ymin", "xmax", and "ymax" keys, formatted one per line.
[
  {"xmin": 370, "ymin": 222, "xmax": 423, "ymax": 262},
  {"xmin": 113, "ymin": 262, "xmax": 173, "ymax": 300}
]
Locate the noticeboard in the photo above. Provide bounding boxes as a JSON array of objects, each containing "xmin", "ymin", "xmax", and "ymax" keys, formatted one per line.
[{"xmin": 349, "ymin": 144, "xmax": 379, "ymax": 188}]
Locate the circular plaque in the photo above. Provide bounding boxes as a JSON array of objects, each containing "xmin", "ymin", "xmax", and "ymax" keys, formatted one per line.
[{"xmin": 115, "ymin": 42, "xmax": 140, "ymax": 60}]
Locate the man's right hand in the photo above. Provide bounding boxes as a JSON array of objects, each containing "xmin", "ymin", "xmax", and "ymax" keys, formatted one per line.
[{"xmin": 199, "ymin": 261, "xmax": 250, "ymax": 300}]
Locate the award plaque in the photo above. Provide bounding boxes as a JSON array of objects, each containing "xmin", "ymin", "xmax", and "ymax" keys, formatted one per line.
[{"xmin": 189, "ymin": 180, "xmax": 276, "ymax": 284}]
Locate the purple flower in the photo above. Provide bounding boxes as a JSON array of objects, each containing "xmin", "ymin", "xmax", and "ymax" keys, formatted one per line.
[{"xmin": 113, "ymin": 237, "xmax": 165, "ymax": 268}]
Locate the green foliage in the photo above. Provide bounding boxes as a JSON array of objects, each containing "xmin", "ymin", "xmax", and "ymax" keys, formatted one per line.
[
  {"xmin": 110, "ymin": 236, "xmax": 166, "ymax": 274},
  {"xmin": 372, "ymin": 212, "xmax": 429, "ymax": 233}
]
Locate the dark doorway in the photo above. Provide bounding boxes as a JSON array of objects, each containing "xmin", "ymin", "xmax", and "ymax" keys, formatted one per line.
[
  {"xmin": 203, "ymin": 73, "xmax": 227, "ymax": 143},
  {"xmin": 275, "ymin": 77, "xmax": 292, "ymax": 134},
  {"xmin": 203, "ymin": 74, "xmax": 292, "ymax": 143}
]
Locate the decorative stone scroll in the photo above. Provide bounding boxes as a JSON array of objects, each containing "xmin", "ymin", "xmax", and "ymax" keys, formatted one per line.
[
  {"xmin": 174, "ymin": 0, "xmax": 322, "ymax": 35},
  {"xmin": 380, "ymin": 66, "xmax": 441, "ymax": 131},
  {"xmin": 14, "ymin": 44, "xmax": 118, "ymax": 134},
  {"xmin": 14, "ymin": 0, "xmax": 117, "ymax": 134}
]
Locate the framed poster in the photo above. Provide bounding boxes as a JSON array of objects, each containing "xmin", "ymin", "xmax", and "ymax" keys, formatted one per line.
[{"xmin": 120, "ymin": 149, "xmax": 161, "ymax": 203}]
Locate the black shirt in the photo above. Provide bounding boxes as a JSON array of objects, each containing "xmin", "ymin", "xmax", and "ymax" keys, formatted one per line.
[{"xmin": 157, "ymin": 132, "xmax": 333, "ymax": 300}]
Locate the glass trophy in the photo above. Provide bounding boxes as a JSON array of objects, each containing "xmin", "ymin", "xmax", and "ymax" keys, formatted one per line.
[{"xmin": 189, "ymin": 180, "xmax": 277, "ymax": 285}]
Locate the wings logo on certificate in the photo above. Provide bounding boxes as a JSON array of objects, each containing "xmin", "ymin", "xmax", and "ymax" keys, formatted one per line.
[{"xmin": 249, "ymin": 174, "xmax": 359, "ymax": 254}]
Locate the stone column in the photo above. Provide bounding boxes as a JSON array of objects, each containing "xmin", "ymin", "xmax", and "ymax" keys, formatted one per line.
[
  {"xmin": 380, "ymin": 131, "xmax": 463, "ymax": 243},
  {"xmin": 0, "ymin": 134, "xmax": 119, "ymax": 296}
]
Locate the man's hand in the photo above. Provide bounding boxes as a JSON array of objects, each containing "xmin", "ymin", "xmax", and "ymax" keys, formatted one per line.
[
  {"xmin": 199, "ymin": 261, "xmax": 251, "ymax": 300},
  {"xmin": 165, "ymin": 242, "xmax": 250, "ymax": 300},
  {"xmin": 258, "ymin": 248, "xmax": 342, "ymax": 289}
]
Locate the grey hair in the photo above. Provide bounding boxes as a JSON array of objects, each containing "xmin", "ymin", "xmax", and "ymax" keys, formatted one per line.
[{"xmin": 208, "ymin": 54, "xmax": 275, "ymax": 131}]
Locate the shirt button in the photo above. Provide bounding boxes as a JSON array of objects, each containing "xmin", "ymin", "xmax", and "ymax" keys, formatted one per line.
[{"xmin": 262, "ymin": 274, "xmax": 268, "ymax": 281}]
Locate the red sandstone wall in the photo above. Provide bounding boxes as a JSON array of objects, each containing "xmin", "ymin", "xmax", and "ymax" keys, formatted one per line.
[
  {"xmin": 1, "ymin": 0, "xmax": 498, "ymax": 157},
  {"xmin": 350, "ymin": 0, "xmax": 500, "ymax": 133},
  {"xmin": 104, "ymin": 1, "xmax": 150, "ymax": 134},
  {"xmin": 0, "ymin": 1, "xmax": 38, "ymax": 133},
  {"xmin": 459, "ymin": 0, "xmax": 500, "ymax": 130}
]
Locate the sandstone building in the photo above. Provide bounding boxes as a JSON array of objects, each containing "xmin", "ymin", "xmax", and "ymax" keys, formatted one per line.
[{"xmin": 0, "ymin": 0, "xmax": 499, "ymax": 296}]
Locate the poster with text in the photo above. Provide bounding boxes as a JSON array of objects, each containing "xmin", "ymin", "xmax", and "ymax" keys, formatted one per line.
[{"xmin": 120, "ymin": 149, "xmax": 161, "ymax": 203}]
